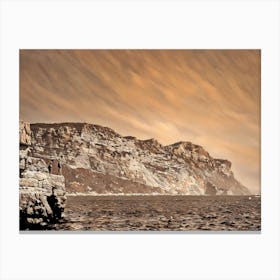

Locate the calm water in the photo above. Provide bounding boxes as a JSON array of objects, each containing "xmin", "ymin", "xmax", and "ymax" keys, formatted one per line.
[{"xmin": 51, "ymin": 195, "xmax": 261, "ymax": 231}]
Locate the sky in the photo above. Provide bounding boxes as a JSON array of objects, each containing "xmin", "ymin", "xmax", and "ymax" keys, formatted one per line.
[{"xmin": 20, "ymin": 50, "xmax": 261, "ymax": 194}]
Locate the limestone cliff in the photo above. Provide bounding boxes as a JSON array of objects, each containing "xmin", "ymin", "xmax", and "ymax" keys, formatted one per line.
[
  {"xmin": 19, "ymin": 121, "xmax": 67, "ymax": 229},
  {"xmin": 25, "ymin": 122, "xmax": 250, "ymax": 195}
]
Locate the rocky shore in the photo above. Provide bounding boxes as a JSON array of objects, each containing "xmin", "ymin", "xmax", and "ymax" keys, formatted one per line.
[{"xmin": 19, "ymin": 120, "xmax": 250, "ymax": 230}]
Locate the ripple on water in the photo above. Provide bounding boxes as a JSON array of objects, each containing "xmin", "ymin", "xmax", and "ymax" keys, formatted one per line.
[{"xmin": 51, "ymin": 195, "xmax": 261, "ymax": 231}]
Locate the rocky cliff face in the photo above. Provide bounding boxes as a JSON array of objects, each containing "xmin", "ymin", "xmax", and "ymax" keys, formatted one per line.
[
  {"xmin": 19, "ymin": 121, "xmax": 67, "ymax": 229},
  {"xmin": 25, "ymin": 122, "xmax": 250, "ymax": 195}
]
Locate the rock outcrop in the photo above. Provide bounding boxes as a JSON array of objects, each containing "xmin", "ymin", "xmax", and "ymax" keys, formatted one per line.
[
  {"xmin": 24, "ymin": 122, "xmax": 250, "ymax": 196},
  {"xmin": 20, "ymin": 120, "xmax": 31, "ymax": 146},
  {"xmin": 19, "ymin": 121, "xmax": 67, "ymax": 230}
]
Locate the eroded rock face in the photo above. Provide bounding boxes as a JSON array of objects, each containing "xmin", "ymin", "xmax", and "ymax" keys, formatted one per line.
[
  {"xmin": 19, "ymin": 122, "xmax": 67, "ymax": 229},
  {"xmin": 20, "ymin": 120, "xmax": 31, "ymax": 146},
  {"xmin": 27, "ymin": 122, "xmax": 250, "ymax": 195},
  {"xmin": 19, "ymin": 172, "xmax": 66, "ymax": 229}
]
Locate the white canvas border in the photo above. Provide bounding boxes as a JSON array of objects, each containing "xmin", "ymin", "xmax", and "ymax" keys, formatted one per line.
[{"xmin": 0, "ymin": 1, "xmax": 279, "ymax": 280}]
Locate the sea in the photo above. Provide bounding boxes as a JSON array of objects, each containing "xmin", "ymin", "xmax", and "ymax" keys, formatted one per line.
[{"xmin": 49, "ymin": 195, "xmax": 261, "ymax": 231}]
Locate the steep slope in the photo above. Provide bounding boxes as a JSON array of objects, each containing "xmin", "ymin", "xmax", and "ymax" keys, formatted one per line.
[
  {"xmin": 19, "ymin": 121, "xmax": 67, "ymax": 229},
  {"xmin": 28, "ymin": 122, "xmax": 250, "ymax": 195}
]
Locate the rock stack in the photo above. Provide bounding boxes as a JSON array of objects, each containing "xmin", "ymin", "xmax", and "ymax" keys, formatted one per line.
[{"xmin": 19, "ymin": 121, "xmax": 67, "ymax": 230}]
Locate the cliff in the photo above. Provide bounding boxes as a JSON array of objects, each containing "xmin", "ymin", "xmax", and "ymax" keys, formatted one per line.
[
  {"xmin": 19, "ymin": 121, "xmax": 67, "ymax": 229},
  {"xmin": 23, "ymin": 122, "xmax": 250, "ymax": 195}
]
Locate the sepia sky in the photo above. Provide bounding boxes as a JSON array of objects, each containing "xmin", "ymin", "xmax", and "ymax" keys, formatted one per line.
[{"xmin": 20, "ymin": 50, "xmax": 261, "ymax": 194}]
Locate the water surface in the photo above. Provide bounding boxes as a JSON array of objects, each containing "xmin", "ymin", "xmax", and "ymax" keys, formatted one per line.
[{"xmin": 52, "ymin": 195, "xmax": 261, "ymax": 231}]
